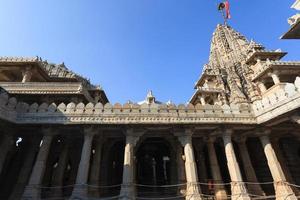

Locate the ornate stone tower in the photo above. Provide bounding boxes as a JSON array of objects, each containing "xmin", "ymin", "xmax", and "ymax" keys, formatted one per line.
[{"xmin": 190, "ymin": 24, "xmax": 290, "ymax": 106}]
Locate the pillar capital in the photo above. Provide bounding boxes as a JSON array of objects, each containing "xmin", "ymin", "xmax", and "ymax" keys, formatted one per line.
[
  {"xmin": 41, "ymin": 127, "xmax": 56, "ymax": 136},
  {"xmin": 125, "ymin": 128, "xmax": 145, "ymax": 137},
  {"xmin": 83, "ymin": 126, "xmax": 98, "ymax": 136},
  {"xmin": 204, "ymin": 136, "xmax": 216, "ymax": 143},
  {"xmin": 256, "ymin": 128, "xmax": 271, "ymax": 137},
  {"xmin": 177, "ymin": 134, "xmax": 192, "ymax": 147},
  {"xmin": 234, "ymin": 136, "xmax": 248, "ymax": 144},
  {"xmin": 124, "ymin": 128, "xmax": 144, "ymax": 146},
  {"xmin": 173, "ymin": 128, "xmax": 194, "ymax": 136},
  {"xmin": 222, "ymin": 128, "xmax": 234, "ymax": 140}
]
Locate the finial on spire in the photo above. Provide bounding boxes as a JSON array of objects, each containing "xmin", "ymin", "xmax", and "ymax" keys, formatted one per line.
[{"xmin": 146, "ymin": 90, "xmax": 155, "ymax": 104}]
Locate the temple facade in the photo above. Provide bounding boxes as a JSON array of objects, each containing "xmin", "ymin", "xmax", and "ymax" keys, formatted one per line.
[{"xmin": 1, "ymin": 24, "xmax": 300, "ymax": 200}]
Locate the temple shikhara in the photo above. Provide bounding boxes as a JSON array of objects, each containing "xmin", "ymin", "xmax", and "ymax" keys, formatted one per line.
[{"xmin": 1, "ymin": 20, "xmax": 300, "ymax": 200}]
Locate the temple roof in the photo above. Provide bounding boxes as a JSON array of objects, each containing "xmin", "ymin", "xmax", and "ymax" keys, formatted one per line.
[
  {"xmin": 0, "ymin": 56, "xmax": 109, "ymax": 104},
  {"xmin": 0, "ymin": 56, "xmax": 98, "ymax": 90}
]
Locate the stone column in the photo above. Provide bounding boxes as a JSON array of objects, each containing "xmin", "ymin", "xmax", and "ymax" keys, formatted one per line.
[
  {"xmin": 51, "ymin": 141, "xmax": 69, "ymax": 198},
  {"xmin": 119, "ymin": 129, "xmax": 142, "ymax": 200},
  {"xmin": 258, "ymin": 81, "xmax": 267, "ymax": 93},
  {"xmin": 89, "ymin": 135, "xmax": 104, "ymax": 197},
  {"xmin": 9, "ymin": 139, "xmax": 40, "ymax": 200},
  {"xmin": 22, "ymin": 131, "xmax": 54, "ymax": 200},
  {"xmin": 176, "ymin": 142, "xmax": 187, "ymax": 196},
  {"xmin": 22, "ymin": 67, "xmax": 33, "ymax": 83},
  {"xmin": 0, "ymin": 135, "xmax": 14, "ymax": 175},
  {"xmin": 177, "ymin": 129, "xmax": 202, "ymax": 200},
  {"xmin": 268, "ymin": 72, "xmax": 280, "ymax": 85},
  {"xmin": 259, "ymin": 133, "xmax": 297, "ymax": 200},
  {"xmin": 207, "ymin": 137, "xmax": 227, "ymax": 200},
  {"xmin": 200, "ymin": 96, "xmax": 206, "ymax": 105},
  {"xmin": 222, "ymin": 129, "xmax": 251, "ymax": 200},
  {"xmin": 237, "ymin": 137, "xmax": 265, "ymax": 196},
  {"xmin": 71, "ymin": 128, "xmax": 95, "ymax": 199}
]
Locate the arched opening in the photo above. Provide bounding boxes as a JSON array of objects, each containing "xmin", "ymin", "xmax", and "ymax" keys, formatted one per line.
[{"xmin": 136, "ymin": 137, "xmax": 177, "ymax": 197}]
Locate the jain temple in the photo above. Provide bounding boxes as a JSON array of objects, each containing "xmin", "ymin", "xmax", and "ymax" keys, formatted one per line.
[{"xmin": 0, "ymin": 3, "xmax": 300, "ymax": 200}]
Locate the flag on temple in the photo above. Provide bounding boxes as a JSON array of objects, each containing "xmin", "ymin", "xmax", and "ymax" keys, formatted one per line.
[
  {"xmin": 224, "ymin": 0, "xmax": 231, "ymax": 19},
  {"xmin": 218, "ymin": 0, "xmax": 231, "ymax": 19}
]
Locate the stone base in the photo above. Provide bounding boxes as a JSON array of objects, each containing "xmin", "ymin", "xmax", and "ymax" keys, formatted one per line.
[
  {"xmin": 21, "ymin": 186, "xmax": 40, "ymax": 200},
  {"xmin": 185, "ymin": 193, "xmax": 203, "ymax": 200},
  {"xmin": 214, "ymin": 188, "xmax": 228, "ymax": 200},
  {"xmin": 275, "ymin": 182, "xmax": 297, "ymax": 200},
  {"xmin": 70, "ymin": 185, "xmax": 88, "ymax": 200},
  {"xmin": 231, "ymin": 182, "xmax": 251, "ymax": 200},
  {"xmin": 186, "ymin": 182, "xmax": 203, "ymax": 200},
  {"xmin": 119, "ymin": 184, "xmax": 135, "ymax": 200}
]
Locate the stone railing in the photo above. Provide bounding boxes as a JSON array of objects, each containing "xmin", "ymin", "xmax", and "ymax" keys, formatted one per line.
[
  {"xmin": 253, "ymin": 77, "xmax": 300, "ymax": 123},
  {"xmin": 1, "ymin": 78, "xmax": 300, "ymax": 125},
  {"xmin": 0, "ymin": 90, "xmax": 255, "ymax": 124},
  {"xmin": 17, "ymin": 102, "xmax": 255, "ymax": 124}
]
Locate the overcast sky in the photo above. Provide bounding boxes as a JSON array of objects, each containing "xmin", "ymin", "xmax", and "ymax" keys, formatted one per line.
[{"xmin": 0, "ymin": 0, "xmax": 298, "ymax": 103}]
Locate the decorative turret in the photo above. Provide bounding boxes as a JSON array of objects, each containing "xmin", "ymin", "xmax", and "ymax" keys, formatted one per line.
[
  {"xmin": 138, "ymin": 90, "xmax": 162, "ymax": 105},
  {"xmin": 190, "ymin": 24, "xmax": 300, "ymax": 105},
  {"xmin": 282, "ymin": 0, "xmax": 300, "ymax": 39}
]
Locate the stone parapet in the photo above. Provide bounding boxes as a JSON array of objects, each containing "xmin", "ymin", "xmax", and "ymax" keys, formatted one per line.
[{"xmin": 1, "ymin": 77, "xmax": 300, "ymax": 125}]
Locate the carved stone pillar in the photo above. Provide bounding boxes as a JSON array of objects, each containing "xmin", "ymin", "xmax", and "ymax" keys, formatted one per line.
[
  {"xmin": 259, "ymin": 133, "xmax": 297, "ymax": 200},
  {"xmin": 268, "ymin": 72, "xmax": 280, "ymax": 85},
  {"xmin": 258, "ymin": 81, "xmax": 267, "ymax": 93},
  {"xmin": 200, "ymin": 96, "xmax": 206, "ymax": 105},
  {"xmin": 236, "ymin": 137, "xmax": 265, "ymax": 196},
  {"xmin": 22, "ymin": 130, "xmax": 54, "ymax": 200},
  {"xmin": 9, "ymin": 139, "xmax": 40, "ymax": 200},
  {"xmin": 222, "ymin": 129, "xmax": 250, "ymax": 200},
  {"xmin": 71, "ymin": 128, "xmax": 95, "ymax": 199},
  {"xmin": 89, "ymin": 135, "xmax": 104, "ymax": 197},
  {"xmin": 119, "ymin": 129, "xmax": 142, "ymax": 200},
  {"xmin": 207, "ymin": 137, "xmax": 227, "ymax": 200},
  {"xmin": 0, "ymin": 135, "xmax": 14, "ymax": 175},
  {"xmin": 177, "ymin": 143, "xmax": 186, "ymax": 183},
  {"xmin": 177, "ymin": 129, "xmax": 202, "ymax": 200},
  {"xmin": 51, "ymin": 141, "xmax": 69, "ymax": 198},
  {"xmin": 22, "ymin": 67, "xmax": 33, "ymax": 83},
  {"xmin": 177, "ymin": 143, "xmax": 186, "ymax": 195}
]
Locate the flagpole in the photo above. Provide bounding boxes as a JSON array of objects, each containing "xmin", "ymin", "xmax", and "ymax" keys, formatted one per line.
[
  {"xmin": 218, "ymin": 2, "xmax": 228, "ymax": 26},
  {"xmin": 221, "ymin": 9, "xmax": 227, "ymax": 25}
]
